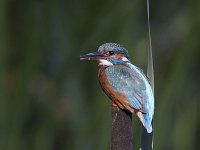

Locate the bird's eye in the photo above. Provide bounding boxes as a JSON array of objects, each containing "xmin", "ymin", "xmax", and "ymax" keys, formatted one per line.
[{"xmin": 109, "ymin": 51, "xmax": 114, "ymax": 55}]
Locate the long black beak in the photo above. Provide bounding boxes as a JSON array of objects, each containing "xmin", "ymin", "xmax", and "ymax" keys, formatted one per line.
[{"xmin": 80, "ymin": 51, "xmax": 105, "ymax": 60}]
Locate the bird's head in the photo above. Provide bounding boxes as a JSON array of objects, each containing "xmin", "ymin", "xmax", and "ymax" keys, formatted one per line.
[{"xmin": 80, "ymin": 43, "xmax": 129, "ymax": 66}]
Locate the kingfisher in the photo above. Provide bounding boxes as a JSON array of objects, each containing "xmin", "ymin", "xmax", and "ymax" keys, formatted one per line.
[{"xmin": 80, "ymin": 43, "xmax": 154, "ymax": 133}]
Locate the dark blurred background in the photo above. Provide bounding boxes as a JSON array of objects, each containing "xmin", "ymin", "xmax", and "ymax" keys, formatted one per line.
[{"xmin": 0, "ymin": 0, "xmax": 200, "ymax": 150}]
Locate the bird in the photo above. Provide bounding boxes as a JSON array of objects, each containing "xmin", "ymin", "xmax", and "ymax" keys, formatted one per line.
[{"xmin": 80, "ymin": 43, "xmax": 154, "ymax": 133}]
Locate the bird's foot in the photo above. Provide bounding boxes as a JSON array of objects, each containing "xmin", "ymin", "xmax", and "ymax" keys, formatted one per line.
[{"xmin": 112, "ymin": 103, "xmax": 118, "ymax": 107}]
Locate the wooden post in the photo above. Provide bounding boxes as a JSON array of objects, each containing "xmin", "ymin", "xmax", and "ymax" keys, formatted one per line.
[{"xmin": 111, "ymin": 106, "xmax": 133, "ymax": 150}]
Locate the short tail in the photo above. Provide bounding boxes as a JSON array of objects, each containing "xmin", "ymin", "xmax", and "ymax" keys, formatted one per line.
[{"xmin": 136, "ymin": 112, "xmax": 152, "ymax": 133}]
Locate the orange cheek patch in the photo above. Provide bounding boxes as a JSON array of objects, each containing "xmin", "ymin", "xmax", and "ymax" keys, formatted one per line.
[
  {"xmin": 111, "ymin": 54, "xmax": 124, "ymax": 59},
  {"xmin": 98, "ymin": 67, "xmax": 135, "ymax": 113}
]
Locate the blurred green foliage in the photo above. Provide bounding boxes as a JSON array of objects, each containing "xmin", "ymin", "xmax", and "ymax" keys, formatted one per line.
[{"xmin": 0, "ymin": 0, "xmax": 200, "ymax": 150}]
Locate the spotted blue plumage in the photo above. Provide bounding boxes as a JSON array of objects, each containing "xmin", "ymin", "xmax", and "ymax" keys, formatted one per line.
[
  {"xmin": 98, "ymin": 43, "xmax": 129, "ymax": 58},
  {"xmin": 104, "ymin": 61, "xmax": 154, "ymax": 133}
]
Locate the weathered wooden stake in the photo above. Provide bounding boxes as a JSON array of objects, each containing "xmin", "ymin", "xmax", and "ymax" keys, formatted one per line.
[{"xmin": 111, "ymin": 106, "xmax": 133, "ymax": 150}]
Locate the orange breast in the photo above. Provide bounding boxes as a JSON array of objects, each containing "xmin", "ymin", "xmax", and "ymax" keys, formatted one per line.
[{"xmin": 98, "ymin": 67, "xmax": 135, "ymax": 113}]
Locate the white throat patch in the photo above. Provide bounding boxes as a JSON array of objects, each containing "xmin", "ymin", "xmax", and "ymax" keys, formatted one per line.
[
  {"xmin": 122, "ymin": 57, "xmax": 129, "ymax": 61},
  {"xmin": 98, "ymin": 59, "xmax": 113, "ymax": 66}
]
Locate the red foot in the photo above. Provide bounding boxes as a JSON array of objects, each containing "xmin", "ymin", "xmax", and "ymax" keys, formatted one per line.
[{"xmin": 112, "ymin": 103, "xmax": 118, "ymax": 107}]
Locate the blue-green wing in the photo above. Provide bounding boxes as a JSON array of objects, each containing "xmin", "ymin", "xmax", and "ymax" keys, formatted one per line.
[{"xmin": 105, "ymin": 65, "xmax": 146, "ymax": 110}]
